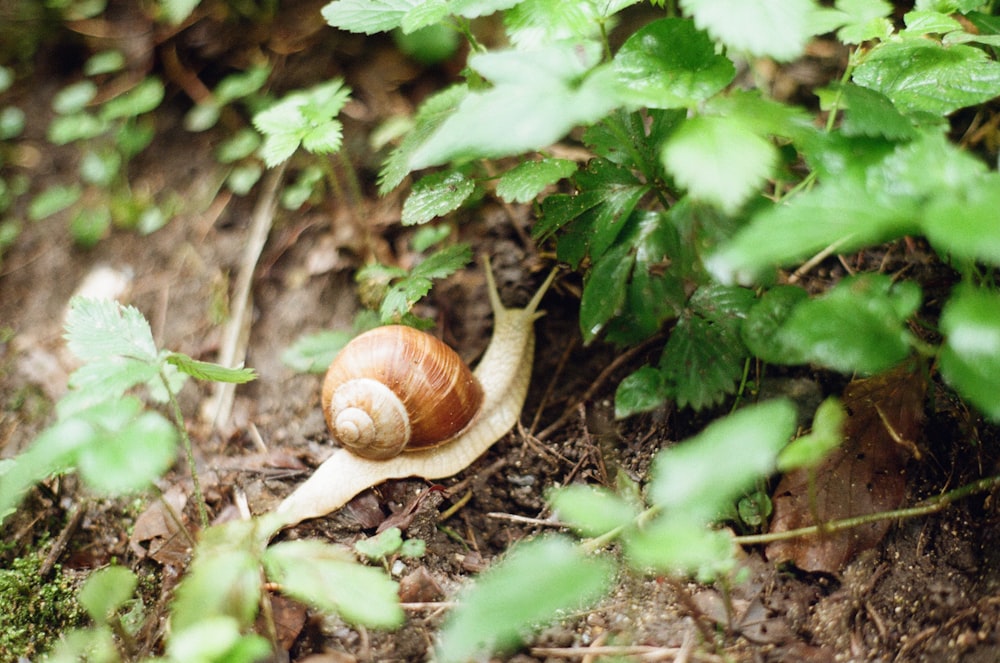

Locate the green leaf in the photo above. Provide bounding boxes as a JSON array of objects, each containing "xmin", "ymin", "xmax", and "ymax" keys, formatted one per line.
[
  {"xmin": 74, "ymin": 400, "xmax": 178, "ymax": 494},
  {"xmin": 65, "ymin": 357, "xmax": 162, "ymax": 409},
  {"xmin": 660, "ymin": 285, "xmax": 753, "ymax": 410},
  {"xmin": 264, "ymin": 540, "xmax": 404, "ymax": 628},
  {"xmin": 548, "ymin": 484, "xmax": 640, "ymax": 537},
  {"xmin": 281, "ymin": 330, "xmax": 355, "ymax": 373},
  {"xmin": 165, "ymin": 353, "xmax": 257, "ymax": 384},
  {"xmin": 53, "ymin": 80, "xmax": 97, "ymax": 115},
  {"xmin": 661, "ymin": 115, "xmax": 777, "ymax": 214},
  {"xmin": 613, "ymin": 17, "xmax": 735, "ymax": 109},
  {"xmin": 504, "ymin": 0, "xmax": 603, "ymax": 47},
  {"xmin": 29, "ymin": 184, "xmax": 82, "ymax": 220},
  {"xmin": 741, "ymin": 285, "xmax": 809, "ymax": 365},
  {"xmin": 408, "ymin": 45, "xmax": 619, "ymax": 169},
  {"xmin": 625, "ymin": 513, "xmax": 735, "ymax": 578},
  {"xmin": 401, "ymin": 170, "xmax": 476, "ymax": 225},
  {"xmin": 322, "ymin": 0, "xmax": 421, "ymax": 34},
  {"xmin": 48, "ymin": 113, "xmax": 107, "ymax": 144},
  {"xmin": 167, "ymin": 617, "xmax": 270, "ymax": 663},
  {"xmin": 583, "ymin": 108, "xmax": 683, "ymax": 174},
  {"xmin": 84, "ymin": 50, "xmax": 126, "ymax": 76},
  {"xmin": 579, "ymin": 242, "xmax": 632, "ymax": 343},
  {"xmin": 436, "ymin": 535, "xmax": 614, "ymax": 663},
  {"xmin": 213, "ymin": 64, "xmax": 270, "ymax": 104},
  {"xmin": 399, "ymin": 0, "xmax": 449, "ymax": 33},
  {"xmin": 410, "ymin": 242, "xmax": 472, "ymax": 279},
  {"xmin": 495, "ymin": 158, "xmax": 577, "ymax": 203},
  {"xmin": 354, "ymin": 527, "xmax": 404, "ymax": 560},
  {"xmin": 901, "ymin": 10, "xmax": 963, "ymax": 36},
  {"xmin": 216, "ymin": 128, "xmax": 262, "ymax": 163},
  {"xmin": 923, "ymin": 176, "xmax": 1000, "ymax": 266},
  {"xmin": 78, "ymin": 566, "xmax": 138, "ymax": 625},
  {"xmin": 777, "ymin": 396, "xmax": 845, "ymax": 471},
  {"xmin": 615, "ymin": 366, "xmax": 667, "ymax": 418},
  {"xmin": 302, "ymin": 120, "xmax": 344, "ymax": 154},
  {"xmin": 853, "ymin": 39, "xmax": 1000, "ymax": 116},
  {"xmin": 100, "ymin": 77, "xmax": 164, "ymax": 120},
  {"xmin": 64, "ymin": 297, "xmax": 159, "ymax": 363},
  {"xmin": 939, "ymin": 287, "xmax": 1000, "ymax": 420},
  {"xmin": 837, "ymin": 83, "xmax": 917, "ymax": 140},
  {"xmin": 779, "ymin": 274, "xmax": 920, "ymax": 375},
  {"xmin": 649, "ymin": 399, "xmax": 797, "ymax": 519},
  {"xmin": 679, "ymin": 0, "xmax": 815, "ymax": 61},
  {"xmin": 160, "ymin": 0, "xmax": 200, "ymax": 24},
  {"xmin": 833, "ymin": 0, "xmax": 894, "ymax": 44}
]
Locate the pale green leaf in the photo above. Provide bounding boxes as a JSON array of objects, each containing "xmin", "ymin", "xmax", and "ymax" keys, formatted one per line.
[
  {"xmin": 79, "ymin": 566, "xmax": 138, "ymax": 625},
  {"xmin": 28, "ymin": 184, "xmax": 82, "ymax": 220},
  {"xmin": 400, "ymin": 0, "xmax": 448, "ymax": 32},
  {"xmin": 160, "ymin": 0, "xmax": 200, "ymax": 24},
  {"xmin": 322, "ymin": 0, "xmax": 422, "ymax": 33},
  {"xmin": 548, "ymin": 484, "xmax": 640, "ymax": 537},
  {"xmin": 53, "ymin": 80, "xmax": 97, "ymax": 115},
  {"xmin": 401, "ymin": 170, "xmax": 475, "ymax": 224},
  {"xmin": 834, "ymin": 0, "xmax": 893, "ymax": 44},
  {"xmin": 923, "ymin": 176, "xmax": 1000, "ymax": 266},
  {"xmin": 264, "ymin": 540, "xmax": 404, "ymax": 628},
  {"xmin": 661, "ymin": 115, "xmax": 777, "ymax": 214},
  {"xmin": 100, "ymin": 77, "xmax": 164, "ymax": 120},
  {"xmin": 777, "ymin": 397, "xmax": 845, "ymax": 471},
  {"xmin": 64, "ymin": 297, "xmax": 159, "ymax": 363},
  {"xmin": 901, "ymin": 10, "xmax": 963, "ymax": 35},
  {"xmin": 679, "ymin": 0, "xmax": 815, "ymax": 61},
  {"xmin": 495, "ymin": 158, "xmax": 577, "ymax": 203},
  {"xmin": 436, "ymin": 536, "xmax": 614, "ymax": 663},
  {"xmin": 281, "ymin": 330, "xmax": 354, "ymax": 373},
  {"xmin": 940, "ymin": 287, "xmax": 1000, "ymax": 420},
  {"xmin": 166, "ymin": 353, "xmax": 257, "ymax": 383},
  {"xmin": 302, "ymin": 120, "xmax": 344, "ymax": 154}
]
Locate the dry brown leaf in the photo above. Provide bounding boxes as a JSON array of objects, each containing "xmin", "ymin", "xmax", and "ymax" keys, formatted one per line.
[{"xmin": 766, "ymin": 363, "xmax": 926, "ymax": 573}]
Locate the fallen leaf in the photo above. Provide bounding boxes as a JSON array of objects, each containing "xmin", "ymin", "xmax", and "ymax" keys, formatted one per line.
[
  {"xmin": 765, "ymin": 362, "xmax": 925, "ymax": 573},
  {"xmin": 129, "ymin": 484, "xmax": 193, "ymax": 566}
]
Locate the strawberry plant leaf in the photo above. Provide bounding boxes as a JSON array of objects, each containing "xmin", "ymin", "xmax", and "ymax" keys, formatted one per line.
[
  {"xmin": 495, "ymin": 157, "xmax": 577, "ymax": 203},
  {"xmin": 779, "ymin": 274, "xmax": 920, "ymax": 375},
  {"xmin": 582, "ymin": 108, "xmax": 682, "ymax": 176},
  {"xmin": 613, "ymin": 17, "xmax": 735, "ymax": 109},
  {"xmin": 615, "ymin": 365, "xmax": 667, "ymax": 419},
  {"xmin": 923, "ymin": 176, "xmax": 1000, "ymax": 266},
  {"xmin": 901, "ymin": 10, "xmax": 962, "ymax": 36},
  {"xmin": 65, "ymin": 297, "xmax": 159, "ymax": 363},
  {"xmin": 661, "ymin": 115, "xmax": 777, "ymax": 214},
  {"xmin": 78, "ymin": 566, "xmax": 138, "ymax": 626},
  {"xmin": 548, "ymin": 484, "xmax": 640, "ymax": 537},
  {"xmin": 777, "ymin": 396, "xmax": 845, "ymax": 472},
  {"xmin": 410, "ymin": 242, "xmax": 472, "ymax": 279},
  {"xmin": 399, "ymin": 0, "xmax": 449, "ymax": 32},
  {"xmin": 680, "ymin": 0, "xmax": 815, "ymax": 61},
  {"xmin": 281, "ymin": 330, "xmax": 355, "ymax": 373},
  {"xmin": 322, "ymin": 0, "xmax": 422, "ymax": 34},
  {"xmin": 579, "ymin": 242, "xmax": 632, "ymax": 344},
  {"xmin": 853, "ymin": 39, "xmax": 1000, "ymax": 116},
  {"xmin": 436, "ymin": 535, "xmax": 614, "ymax": 663},
  {"xmin": 165, "ymin": 353, "xmax": 257, "ymax": 384},
  {"xmin": 833, "ymin": 0, "xmax": 893, "ymax": 44},
  {"xmin": 939, "ymin": 287, "xmax": 1000, "ymax": 420},
  {"xmin": 401, "ymin": 170, "xmax": 475, "ymax": 225},
  {"xmin": 741, "ymin": 285, "xmax": 809, "ymax": 365},
  {"xmin": 837, "ymin": 83, "xmax": 917, "ymax": 140}
]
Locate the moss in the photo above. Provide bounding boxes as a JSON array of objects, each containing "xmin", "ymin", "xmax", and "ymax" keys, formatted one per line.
[{"xmin": 0, "ymin": 553, "xmax": 87, "ymax": 660}]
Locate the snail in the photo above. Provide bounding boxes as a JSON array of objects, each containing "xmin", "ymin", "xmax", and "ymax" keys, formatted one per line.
[{"xmin": 274, "ymin": 257, "xmax": 557, "ymax": 527}]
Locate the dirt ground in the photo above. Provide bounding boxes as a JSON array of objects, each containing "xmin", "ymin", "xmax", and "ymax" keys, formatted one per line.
[{"xmin": 3, "ymin": 4, "xmax": 1000, "ymax": 662}]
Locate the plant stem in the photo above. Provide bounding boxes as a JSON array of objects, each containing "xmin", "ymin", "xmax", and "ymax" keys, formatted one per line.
[
  {"xmin": 732, "ymin": 473, "xmax": 1000, "ymax": 546},
  {"xmin": 162, "ymin": 370, "xmax": 210, "ymax": 530}
]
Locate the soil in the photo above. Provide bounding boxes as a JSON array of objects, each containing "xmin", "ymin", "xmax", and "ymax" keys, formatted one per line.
[{"xmin": 2, "ymin": 3, "xmax": 1000, "ymax": 662}]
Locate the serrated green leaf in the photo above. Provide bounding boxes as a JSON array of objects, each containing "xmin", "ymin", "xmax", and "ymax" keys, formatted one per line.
[
  {"xmin": 66, "ymin": 357, "xmax": 161, "ymax": 408},
  {"xmin": 408, "ymin": 46, "xmax": 619, "ymax": 169},
  {"xmin": 165, "ymin": 353, "xmax": 257, "ymax": 384},
  {"xmin": 777, "ymin": 396, "xmax": 845, "ymax": 471},
  {"xmin": 171, "ymin": 536, "xmax": 262, "ymax": 633},
  {"xmin": 354, "ymin": 527, "xmax": 404, "ymax": 560},
  {"xmin": 401, "ymin": 170, "xmax": 475, "ymax": 225},
  {"xmin": 582, "ymin": 108, "xmax": 683, "ymax": 174},
  {"xmin": 504, "ymin": 0, "xmax": 601, "ymax": 48},
  {"xmin": 854, "ymin": 39, "xmax": 1000, "ymax": 116},
  {"xmin": 615, "ymin": 365, "xmax": 667, "ymax": 419},
  {"xmin": 834, "ymin": 0, "xmax": 893, "ymax": 44},
  {"xmin": 379, "ymin": 85, "xmax": 468, "ymax": 193},
  {"xmin": 901, "ymin": 10, "xmax": 963, "ymax": 35},
  {"xmin": 322, "ymin": 0, "xmax": 422, "ymax": 34},
  {"xmin": 436, "ymin": 535, "xmax": 614, "ymax": 663},
  {"xmin": 410, "ymin": 242, "xmax": 472, "ymax": 279},
  {"xmin": 940, "ymin": 287, "xmax": 1000, "ymax": 420},
  {"xmin": 680, "ymin": 0, "xmax": 815, "ymax": 61},
  {"xmin": 741, "ymin": 285, "xmax": 809, "ymax": 365},
  {"xmin": 64, "ymin": 297, "xmax": 159, "ymax": 363},
  {"xmin": 281, "ymin": 330, "xmax": 355, "ymax": 373},
  {"xmin": 400, "ymin": 0, "xmax": 448, "ymax": 32},
  {"xmin": 548, "ymin": 484, "xmax": 640, "ymax": 536},
  {"xmin": 923, "ymin": 176, "xmax": 1000, "ymax": 266},
  {"xmin": 662, "ymin": 115, "xmax": 777, "ymax": 214},
  {"xmin": 302, "ymin": 120, "xmax": 343, "ymax": 154},
  {"xmin": 916, "ymin": 0, "xmax": 983, "ymax": 12},
  {"xmin": 650, "ymin": 399, "xmax": 796, "ymax": 519},
  {"xmin": 614, "ymin": 17, "xmax": 735, "ymax": 109},
  {"xmin": 625, "ymin": 512, "xmax": 735, "ymax": 578},
  {"xmin": 660, "ymin": 313, "xmax": 747, "ymax": 411},
  {"xmin": 580, "ymin": 242, "xmax": 632, "ymax": 344},
  {"xmin": 495, "ymin": 158, "xmax": 577, "ymax": 203},
  {"xmin": 264, "ymin": 540, "xmax": 404, "ymax": 628},
  {"xmin": 259, "ymin": 132, "xmax": 302, "ymax": 168},
  {"xmin": 100, "ymin": 77, "xmax": 164, "ymax": 120},
  {"xmin": 779, "ymin": 274, "xmax": 919, "ymax": 375},
  {"xmin": 79, "ymin": 566, "xmax": 138, "ymax": 625},
  {"xmin": 451, "ymin": 0, "xmax": 524, "ymax": 17},
  {"xmin": 381, "ymin": 276, "xmax": 433, "ymax": 322}
]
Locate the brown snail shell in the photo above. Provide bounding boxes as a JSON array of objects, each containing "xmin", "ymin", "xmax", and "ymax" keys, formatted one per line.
[{"xmin": 321, "ymin": 325, "xmax": 485, "ymax": 460}]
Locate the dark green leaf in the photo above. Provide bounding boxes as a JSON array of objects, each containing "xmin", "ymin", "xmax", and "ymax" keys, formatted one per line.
[
  {"xmin": 436, "ymin": 536, "xmax": 614, "ymax": 663},
  {"xmin": 741, "ymin": 285, "xmax": 809, "ymax": 365},
  {"xmin": 615, "ymin": 365, "xmax": 668, "ymax": 419},
  {"xmin": 495, "ymin": 158, "xmax": 577, "ymax": 203},
  {"xmin": 838, "ymin": 83, "xmax": 917, "ymax": 140},
  {"xmin": 410, "ymin": 242, "xmax": 472, "ymax": 279},
  {"xmin": 579, "ymin": 243, "xmax": 632, "ymax": 344},
  {"xmin": 613, "ymin": 17, "xmax": 735, "ymax": 109},
  {"xmin": 660, "ymin": 314, "xmax": 747, "ymax": 410},
  {"xmin": 582, "ymin": 108, "xmax": 682, "ymax": 175},
  {"xmin": 777, "ymin": 396, "xmax": 846, "ymax": 471},
  {"xmin": 401, "ymin": 170, "xmax": 476, "ymax": 225}
]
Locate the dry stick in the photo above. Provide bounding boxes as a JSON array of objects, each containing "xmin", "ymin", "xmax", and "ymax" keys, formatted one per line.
[
  {"xmin": 733, "ymin": 473, "xmax": 1000, "ymax": 546},
  {"xmin": 530, "ymin": 645, "xmax": 722, "ymax": 662},
  {"xmin": 200, "ymin": 163, "xmax": 286, "ymax": 429},
  {"xmin": 40, "ymin": 503, "xmax": 87, "ymax": 577},
  {"xmin": 535, "ymin": 334, "xmax": 665, "ymax": 442}
]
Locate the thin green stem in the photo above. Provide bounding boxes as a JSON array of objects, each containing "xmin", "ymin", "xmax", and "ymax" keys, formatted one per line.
[
  {"xmin": 161, "ymin": 370, "xmax": 209, "ymax": 530},
  {"xmin": 733, "ymin": 473, "xmax": 1000, "ymax": 546}
]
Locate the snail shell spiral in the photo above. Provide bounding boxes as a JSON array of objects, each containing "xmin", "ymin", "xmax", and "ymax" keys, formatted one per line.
[{"xmin": 321, "ymin": 325, "xmax": 485, "ymax": 460}]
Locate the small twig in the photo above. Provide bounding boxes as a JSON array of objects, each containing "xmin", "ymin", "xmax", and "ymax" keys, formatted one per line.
[
  {"xmin": 734, "ymin": 473, "xmax": 1000, "ymax": 546},
  {"xmin": 200, "ymin": 163, "xmax": 286, "ymax": 429},
  {"xmin": 536, "ymin": 334, "xmax": 665, "ymax": 442},
  {"xmin": 40, "ymin": 503, "xmax": 87, "ymax": 577},
  {"xmin": 485, "ymin": 512, "xmax": 564, "ymax": 528},
  {"xmin": 400, "ymin": 601, "xmax": 459, "ymax": 610},
  {"xmin": 530, "ymin": 645, "xmax": 722, "ymax": 662},
  {"xmin": 787, "ymin": 236, "xmax": 853, "ymax": 284}
]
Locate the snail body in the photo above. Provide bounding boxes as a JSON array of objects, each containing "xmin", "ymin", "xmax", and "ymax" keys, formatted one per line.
[{"xmin": 275, "ymin": 258, "xmax": 556, "ymax": 527}]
